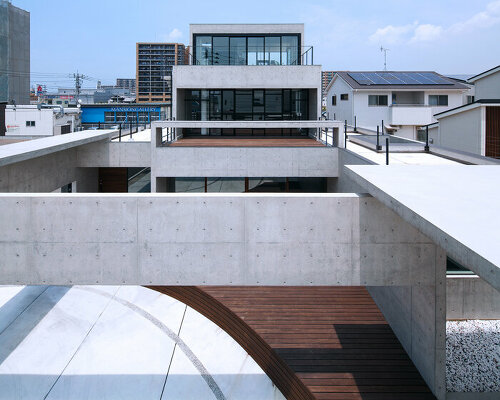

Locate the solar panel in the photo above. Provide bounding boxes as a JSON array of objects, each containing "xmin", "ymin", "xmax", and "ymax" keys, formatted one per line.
[{"xmin": 347, "ymin": 72, "xmax": 453, "ymax": 86}]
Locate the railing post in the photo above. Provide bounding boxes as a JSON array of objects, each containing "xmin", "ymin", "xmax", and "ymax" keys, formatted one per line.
[
  {"xmin": 98, "ymin": 121, "xmax": 100, "ymax": 130},
  {"xmin": 425, "ymin": 125, "xmax": 430, "ymax": 152},
  {"xmin": 311, "ymin": 46, "xmax": 313, "ymax": 65},
  {"xmin": 354, "ymin": 116, "xmax": 357, "ymax": 132},
  {"xmin": 381, "ymin": 120, "xmax": 384, "ymax": 135},
  {"xmin": 119, "ymin": 123, "xmax": 122, "ymax": 142},
  {"xmin": 386, "ymin": 138, "xmax": 390, "ymax": 165},
  {"xmin": 376, "ymin": 125, "xmax": 382, "ymax": 150},
  {"xmin": 344, "ymin": 120, "xmax": 347, "ymax": 148}
]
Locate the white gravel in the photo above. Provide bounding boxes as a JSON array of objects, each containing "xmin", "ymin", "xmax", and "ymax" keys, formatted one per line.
[{"xmin": 446, "ymin": 320, "xmax": 500, "ymax": 392}]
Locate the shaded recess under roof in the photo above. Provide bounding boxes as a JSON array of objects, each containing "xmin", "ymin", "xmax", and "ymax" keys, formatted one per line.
[{"xmin": 348, "ymin": 71, "xmax": 454, "ymax": 86}]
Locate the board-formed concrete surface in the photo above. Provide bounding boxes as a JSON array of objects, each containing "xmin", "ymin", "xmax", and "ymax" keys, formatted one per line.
[
  {"xmin": 0, "ymin": 285, "xmax": 285, "ymax": 400},
  {"xmin": 345, "ymin": 165, "xmax": 500, "ymax": 291}
]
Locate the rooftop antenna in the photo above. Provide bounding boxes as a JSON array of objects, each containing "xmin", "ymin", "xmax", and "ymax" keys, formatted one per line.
[{"xmin": 380, "ymin": 46, "xmax": 389, "ymax": 71}]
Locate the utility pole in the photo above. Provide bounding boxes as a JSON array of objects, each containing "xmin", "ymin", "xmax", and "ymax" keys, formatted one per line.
[
  {"xmin": 380, "ymin": 46, "xmax": 389, "ymax": 71},
  {"xmin": 73, "ymin": 72, "xmax": 89, "ymax": 104}
]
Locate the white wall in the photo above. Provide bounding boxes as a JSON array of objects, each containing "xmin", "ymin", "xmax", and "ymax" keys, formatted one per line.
[
  {"xmin": 354, "ymin": 91, "xmax": 391, "ymax": 131},
  {"xmin": 325, "ymin": 77, "xmax": 352, "ymax": 123},
  {"xmin": 435, "ymin": 106, "xmax": 483, "ymax": 155},
  {"xmin": 473, "ymin": 70, "xmax": 500, "ymax": 99},
  {"xmin": 5, "ymin": 108, "xmax": 54, "ymax": 136}
]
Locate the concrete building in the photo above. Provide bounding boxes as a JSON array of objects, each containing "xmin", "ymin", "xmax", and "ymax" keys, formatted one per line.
[
  {"xmin": 325, "ymin": 71, "xmax": 470, "ymax": 140},
  {"xmin": 0, "ymin": 0, "xmax": 30, "ymax": 105},
  {"xmin": 4, "ymin": 104, "xmax": 81, "ymax": 136},
  {"xmin": 116, "ymin": 78, "xmax": 136, "ymax": 93},
  {"xmin": 136, "ymin": 42, "xmax": 186, "ymax": 104},
  {"xmin": 431, "ymin": 65, "xmax": 500, "ymax": 158},
  {"xmin": 0, "ymin": 23, "xmax": 498, "ymax": 400}
]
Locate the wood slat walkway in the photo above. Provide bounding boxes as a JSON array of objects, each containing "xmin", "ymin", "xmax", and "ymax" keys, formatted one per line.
[
  {"xmin": 169, "ymin": 137, "xmax": 323, "ymax": 147},
  {"xmin": 149, "ymin": 286, "xmax": 436, "ymax": 400}
]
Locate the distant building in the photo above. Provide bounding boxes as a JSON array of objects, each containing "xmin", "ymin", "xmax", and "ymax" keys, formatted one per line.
[
  {"xmin": 322, "ymin": 71, "xmax": 334, "ymax": 96},
  {"xmin": 325, "ymin": 71, "xmax": 470, "ymax": 140},
  {"xmin": 136, "ymin": 42, "xmax": 186, "ymax": 104},
  {"xmin": 116, "ymin": 78, "xmax": 136, "ymax": 93},
  {"xmin": 432, "ymin": 65, "xmax": 500, "ymax": 158},
  {"xmin": 0, "ymin": 0, "xmax": 30, "ymax": 105},
  {"xmin": 80, "ymin": 103, "xmax": 169, "ymax": 128},
  {"xmin": 5, "ymin": 104, "xmax": 81, "ymax": 136}
]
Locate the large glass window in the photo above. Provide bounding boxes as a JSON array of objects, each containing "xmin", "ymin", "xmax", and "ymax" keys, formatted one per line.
[
  {"xmin": 194, "ymin": 34, "xmax": 300, "ymax": 65},
  {"xmin": 230, "ymin": 37, "xmax": 246, "ymax": 65},
  {"xmin": 281, "ymin": 36, "xmax": 298, "ymax": 65},
  {"xmin": 195, "ymin": 36, "xmax": 212, "ymax": 65},
  {"xmin": 429, "ymin": 95, "xmax": 448, "ymax": 106},
  {"xmin": 265, "ymin": 37, "xmax": 281, "ymax": 65},
  {"xmin": 248, "ymin": 37, "xmax": 264, "ymax": 65},
  {"xmin": 213, "ymin": 36, "xmax": 229, "ymax": 65}
]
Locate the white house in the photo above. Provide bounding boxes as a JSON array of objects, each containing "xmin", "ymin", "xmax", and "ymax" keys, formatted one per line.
[
  {"xmin": 5, "ymin": 105, "xmax": 81, "ymax": 136},
  {"xmin": 431, "ymin": 65, "xmax": 500, "ymax": 158},
  {"xmin": 325, "ymin": 71, "xmax": 470, "ymax": 140}
]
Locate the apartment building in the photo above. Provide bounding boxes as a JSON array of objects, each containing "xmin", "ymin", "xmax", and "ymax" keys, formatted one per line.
[
  {"xmin": 322, "ymin": 70, "xmax": 334, "ymax": 96},
  {"xmin": 0, "ymin": 0, "xmax": 30, "ymax": 105},
  {"xmin": 136, "ymin": 42, "xmax": 186, "ymax": 104},
  {"xmin": 116, "ymin": 78, "xmax": 136, "ymax": 93},
  {"xmin": 325, "ymin": 71, "xmax": 470, "ymax": 140}
]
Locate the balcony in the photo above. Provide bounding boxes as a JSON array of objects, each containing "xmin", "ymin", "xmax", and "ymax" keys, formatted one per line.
[{"xmin": 390, "ymin": 104, "xmax": 434, "ymax": 126}]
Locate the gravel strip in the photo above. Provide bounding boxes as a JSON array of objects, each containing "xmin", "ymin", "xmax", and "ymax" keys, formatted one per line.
[{"xmin": 446, "ymin": 320, "xmax": 500, "ymax": 392}]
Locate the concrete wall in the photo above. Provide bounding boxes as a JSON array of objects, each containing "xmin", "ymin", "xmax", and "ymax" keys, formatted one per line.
[
  {"xmin": 473, "ymin": 70, "xmax": 500, "ymax": 99},
  {"xmin": 435, "ymin": 107, "xmax": 483, "ymax": 155},
  {"xmin": 447, "ymin": 276, "xmax": 500, "ymax": 320},
  {"xmin": 329, "ymin": 148, "xmax": 375, "ymax": 193},
  {"xmin": 0, "ymin": 149, "xmax": 97, "ymax": 193},
  {"xmin": 0, "ymin": 194, "xmax": 443, "ymax": 288},
  {"xmin": 366, "ymin": 193, "xmax": 446, "ymax": 399},
  {"xmin": 77, "ymin": 142, "xmax": 151, "ymax": 168},
  {"xmin": 151, "ymin": 147, "xmax": 339, "ymax": 189}
]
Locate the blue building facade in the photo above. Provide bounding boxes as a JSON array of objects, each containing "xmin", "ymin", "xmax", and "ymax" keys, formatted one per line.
[{"xmin": 81, "ymin": 104, "xmax": 168, "ymax": 125}]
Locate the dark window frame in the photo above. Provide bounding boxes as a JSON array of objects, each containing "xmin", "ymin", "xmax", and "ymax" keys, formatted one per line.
[
  {"xmin": 368, "ymin": 95, "xmax": 388, "ymax": 106},
  {"xmin": 429, "ymin": 94, "xmax": 448, "ymax": 106},
  {"xmin": 331, "ymin": 95, "xmax": 336, "ymax": 106},
  {"xmin": 340, "ymin": 93, "xmax": 349, "ymax": 101}
]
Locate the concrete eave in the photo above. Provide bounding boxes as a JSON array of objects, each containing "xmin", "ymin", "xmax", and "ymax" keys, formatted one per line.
[
  {"xmin": 344, "ymin": 165, "xmax": 500, "ymax": 291},
  {"xmin": 0, "ymin": 130, "xmax": 117, "ymax": 167}
]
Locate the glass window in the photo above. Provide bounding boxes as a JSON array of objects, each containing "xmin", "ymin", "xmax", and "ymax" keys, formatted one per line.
[
  {"xmin": 230, "ymin": 37, "xmax": 246, "ymax": 65},
  {"xmin": 368, "ymin": 95, "xmax": 388, "ymax": 106},
  {"xmin": 150, "ymin": 112, "xmax": 160, "ymax": 121},
  {"xmin": 332, "ymin": 95, "xmax": 336, "ymax": 106},
  {"xmin": 116, "ymin": 112, "xmax": 126, "ymax": 122},
  {"xmin": 195, "ymin": 36, "xmax": 212, "ymax": 65},
  {"xmin": 248, "ymin": 178, "xmax": 286, "ymax": 192},
  {"xmin": 222, "ymin": 90, "xmax": 234, "ymax": 114},
  {"xmin": 265, "ymin": 90, "xmax": 282, "ymax": 114},
  {"xmin": 210, "ymin": 90, "xmax": 222, "ymax": 119},
  {"xmin": 235, "ymin": 90, "xmax": 252, "ymax": 114},
  {"xmin": 281, "ymin": 36, "xmax": 299, "ymax": 65},
  {"xmin": 429, "ymin": 95, "xmax": 448, "ymax": 106},
  {"xmin": 213, "ymin": 36, "xmax": 229, "ymax": 65},
  {"xmin": 265, "ymin": 37, "xmax": 281, "ymax": 65},
  {"xmin": 340, "ymin": 93, "xmax": 349, "ymax": 101},
  {"xmin": 104, "ymin": 112, "xmax": 115, "ymax": 123},
  {"xmin": 253, "ymin": 90, "xmax": 264, "ymax": 114},
  {"xmin": 248, "ymin": 37, "xmax": 264, "ymax": 65},
  {"xmin": 174, "ymin": 178, "xmax": 206, "ymax": 193},
  {"xmin": 207, "ymin": 178, "xmax": 245, "ymax": 193}
]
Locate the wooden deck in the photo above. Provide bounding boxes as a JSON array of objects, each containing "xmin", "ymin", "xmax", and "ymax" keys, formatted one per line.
[
  {"xmin": 149, "ymin": 286, "xmax": 435, "ymax": 400},
  {"xmin": 169, "ymin": 137, "xmax": 324, "ymax": 147}
]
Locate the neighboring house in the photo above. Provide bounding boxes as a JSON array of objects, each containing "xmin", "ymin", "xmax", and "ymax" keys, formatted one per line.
[
  {"xmin": 5, "ymin": 105, "xmax": 81, "ymax": 136},
  {"xmin": 432, "ymin": 65, "xmax": 500, "ymax": 158},
  {"xmin": 325, "ymin": 71, "xmax": 470, "ymax": 140}
]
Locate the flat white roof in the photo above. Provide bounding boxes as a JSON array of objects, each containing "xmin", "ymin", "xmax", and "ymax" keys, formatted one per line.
[
  {"xmin": 345, "ymin": 165, "xmax": 500, "ymax": 291},
  {"xmin": 0, "ymin": 130, "xmax": 116, "ymax": 167}
]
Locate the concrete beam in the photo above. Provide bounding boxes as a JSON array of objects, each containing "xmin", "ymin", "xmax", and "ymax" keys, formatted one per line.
[
  {"xmin": 0, "ymin": 194, "xmax": 442, "ymax": 287},
  {"xmin": 77, "ymin": 142, "xmax": 151, "ymax": 168}
]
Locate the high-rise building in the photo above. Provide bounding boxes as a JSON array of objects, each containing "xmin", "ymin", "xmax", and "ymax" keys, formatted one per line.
[
  {"xmin": 116, "ymin": 78, "xmax": 136, "ymax": 93},
  {"xmin": 322, "ymin": 71, "xmax": 334, "ymax": 96},
  {"xmin": 0, "ymin": 0, "xmax": 30, "ymax": 105},
  {"xmin": 136, "ymin": 42, "xmax": 185, "ymax": 104}
]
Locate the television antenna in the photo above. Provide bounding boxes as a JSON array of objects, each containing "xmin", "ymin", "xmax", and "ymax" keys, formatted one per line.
[{"xmin": 380, "ymin": 46, "xmax": 389, "ymax": 71}]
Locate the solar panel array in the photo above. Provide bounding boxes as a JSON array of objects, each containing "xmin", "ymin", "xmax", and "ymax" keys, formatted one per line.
[{"xmin": 347, "ymin": 72, "xmax": 453, "ymax": 86}]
